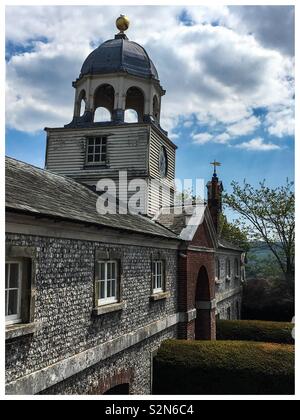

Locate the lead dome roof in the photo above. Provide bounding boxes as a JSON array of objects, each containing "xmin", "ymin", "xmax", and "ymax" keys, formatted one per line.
[{"xmin": 80, "ymin": 36, "xmax": 159, "ymax": 80}]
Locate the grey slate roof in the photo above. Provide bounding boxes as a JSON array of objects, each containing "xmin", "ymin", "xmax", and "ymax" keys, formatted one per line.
[
  {"xmin": 5, "ymin": 157, "xmax": 179, "ymax": 240},
  {"xmin": 218, "ymin": 238, "xmax": 244, "ymax": 252},
  {"xmin": 155, "ymin": 208, "xmax": 191, "ymax": 236},
  {"xmin": 80, "ymin": 37, "xmax": 159, "ymax": 80}
]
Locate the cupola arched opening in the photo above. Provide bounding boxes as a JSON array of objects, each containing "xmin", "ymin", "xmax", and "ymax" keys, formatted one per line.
[
  {"xmin": 94, "ymin": 107, "xmax": 112, "ymax": 122},
  {"xmin": 76, "ymin": 89, "xmax": 86, "ymax": 117},
  {"xmin": 93, "ymin": 84, "xmax": 115, "ymax": 122},
  {"xmin": 153, "ymin": 95, "xmax": 159, "ymax": 121},
  {"xmin": 125, "ymin": 86, "xmax": 144, "ymax": 122},
  {"xmin": 124, "ymin": 109, "xmax": 139, "ymax": 123}
]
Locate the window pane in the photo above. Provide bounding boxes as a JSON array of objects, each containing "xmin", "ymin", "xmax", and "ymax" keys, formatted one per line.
[
  {"xmin": 95, "ymin": 146, "xmax": 100, "ymax": 153},
  {"xmin": 100, "ymin": 281, "xmax": 105, "ymax": 299},
  {"xmin": 9, "ymin": 264, "xmax": 19, "ymax": 289},
  {"xmin": 95, "ymin": 138, "xmax": 101, "ymax": 145},
  {"xmin": 8, "ymin": 290, "xmax": 18, "ymax": 316},
  {"xmin": 87, "ymin": 154, "xmax": 93, "ymax": 162},
  {"xmin": 111, "ymin": 263, "xmax": 116, "ymax": 279},
  {"xmin": 100, "ymin": 263, "xmax": 105, "ymax": 281},
  {"xmin": 94, "ymin": 154, "xmax": 100, "ymax": 162},
  {"xmin": 5, "ymin": 264, "xmax": 9, "ymax": 289},
  {"xmin": 111, "ymin": 280, "xmax": 116, "ymax": 297},
  {"xmin": 107, "ymin": 263, "xmax": 112, "ymax": 279},
  {"xmin": 107, "ymin": 281, "xmax": 111, "ymax": 298}
]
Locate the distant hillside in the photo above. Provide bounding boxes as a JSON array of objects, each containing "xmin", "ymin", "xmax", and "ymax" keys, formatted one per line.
[
  {"xmin": 248, "ymin": 243, "xmax": 274, "ymax": 260},
  {"xmin": 246, "ymin": 242, "xmax": 283, "ymax": 280},
  {"xmin": 248, "ymin": 242, "xmax": 283, "ymax": 260}
]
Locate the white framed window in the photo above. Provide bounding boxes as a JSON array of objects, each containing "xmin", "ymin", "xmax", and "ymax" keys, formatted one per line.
[
  {"xmin": 152, "ymin": 260, "xmax": 164, "ymax": 293},
  {"xmin": 95, "ymin": 260, "xmax": 118, "ymax": 306},
  {"xmin": 5, "ymin": 261, "xmax": 22, "ymax": 325},
  {"xmin": 86, "ymin": 137, "xmax": 107, "ymax": 165}
]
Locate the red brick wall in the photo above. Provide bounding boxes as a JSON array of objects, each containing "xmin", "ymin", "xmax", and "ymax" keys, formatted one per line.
[
  {"xmin": 190, "ymin": 221, "xmax": 214, "ymax": 248},
  {"xmin": 186, "ymin": 251, "xmax": 215, "ymax": 309},
  {"xmin": 177, "ymin": 218, "xmax": 216, "ymax": 341}
]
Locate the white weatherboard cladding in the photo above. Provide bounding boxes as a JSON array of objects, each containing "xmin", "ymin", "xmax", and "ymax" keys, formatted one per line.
[{"xmin": 46, "ymin": 125, "xmax": 149, "ymax": 175}]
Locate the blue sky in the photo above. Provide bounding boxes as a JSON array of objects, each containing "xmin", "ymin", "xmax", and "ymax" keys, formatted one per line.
[{"xmin": 5, "ymin": 6, "xmax": 295, "ymax": 205}]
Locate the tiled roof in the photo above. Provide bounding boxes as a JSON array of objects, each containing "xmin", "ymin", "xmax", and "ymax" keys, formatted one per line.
[{"xmin": 5, "ymin": 157, "xmax": 179, "ymax": 241}]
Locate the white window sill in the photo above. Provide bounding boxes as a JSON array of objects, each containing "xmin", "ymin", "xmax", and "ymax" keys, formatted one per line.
[
  {"xmin": 93, "ymin": 301, "xmax": 125, "ymax": 316},
  {"xmin": 6, "ymin": 323, "xmax": 37, "ymax": 341},
  {"xmin": 150, "ymin": 291, "xmax": 170, "ymax": 301}
]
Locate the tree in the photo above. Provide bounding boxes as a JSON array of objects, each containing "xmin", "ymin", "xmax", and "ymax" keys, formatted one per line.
[
  {"xmin": 246, "ymin": 254, "xmax": 283, "ymax": 280},
  {"xmin": 223, "ymin": 180, "xmax": 295, "ymax": 290},
  {"xmin": 218, "ymin": 213, "xmax": 250, "ymax": 251}
]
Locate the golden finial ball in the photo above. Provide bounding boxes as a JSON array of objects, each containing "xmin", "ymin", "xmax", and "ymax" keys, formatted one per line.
[{"xmin": 116, "ymin": 15, "xmax": 130, "ymax": 32}]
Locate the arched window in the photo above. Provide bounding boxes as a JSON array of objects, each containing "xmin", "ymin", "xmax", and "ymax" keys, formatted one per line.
[
  {"xmin": 94, "ymin": 107, "xmax": 111, "ymax": 122},
  {"xmin": 215, "ymin": 258, "xmax": 220, "ymax": 280},
  {"xmin": 124, "ymin": 109, "xmax": 138, "ymax": 123},
  {"xmin": 77, "ymin": 89, "xmax": 86, "ymax": 117},
  {"xmin": 93, "ymin": 84, "xmax": 115, "ymax": 121},
  {"xmin": 125, "ymin": 86, "xmax": 144, "ymax": 122},
  {"xmin": 80, "ymin": 98, "xmax": 86, "ymax": 116},
  {"xmin": 226, "ymin": 258, "xmax": 231, "ymax": 278}
]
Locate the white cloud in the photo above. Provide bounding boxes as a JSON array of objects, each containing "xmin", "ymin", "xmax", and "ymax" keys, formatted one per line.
[
  {"xmin": 192, "ymin": 132, "xmax": 213, "ymax": 145},
  {"xmin": 214, "ymin": 133, "xmax": 231, "ymax": 144},
  {"xmin": 236, "ymin": 137, "xmax": 280, "ymax": 151},
  {"xmin": 265, "ymin": 105, "xmax": 295, "ymax": 138},
  {"xmin": 5, "ymin": 5, "xmax": 294, "ymax": 143},
  {"xmin": 227, "ymin": 116, "xmax": 260, "ymax": 137}
]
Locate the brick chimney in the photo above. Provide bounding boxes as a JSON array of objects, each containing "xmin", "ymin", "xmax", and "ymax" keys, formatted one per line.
[{"xmin": 207, "ymin": 163, "xmax": 223, "ymax": 234}]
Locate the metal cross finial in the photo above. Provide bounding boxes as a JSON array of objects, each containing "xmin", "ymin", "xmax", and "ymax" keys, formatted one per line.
[{"xmin": 210, "ymin": 160, "xmax": 221, "ymax": 176}]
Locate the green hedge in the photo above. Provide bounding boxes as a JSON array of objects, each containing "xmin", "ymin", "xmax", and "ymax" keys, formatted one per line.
[
  {"xmin": 217, "ymin": 319, "xmax": 294, "ymax": 344},
  {"xmin": 153, "ymin": 340, "xmax": 294, "ymax": 395}
]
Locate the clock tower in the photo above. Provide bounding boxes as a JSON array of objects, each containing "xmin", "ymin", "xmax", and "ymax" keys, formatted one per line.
[{"xmin": 45, "ymin": 15, "xmax": 176, "ymax": 216}]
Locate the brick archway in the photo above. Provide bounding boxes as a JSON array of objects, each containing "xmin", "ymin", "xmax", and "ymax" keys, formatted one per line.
[
  {"xmin": 88, "ymin": 368, "xmax": 134, "ymax": 395},
  {"xmin": 103, "ymin": 383, "xmax": 130, "ymax": 395},
  {"xmin": 195, "ymin": 266, "xmax": 216, "ymax": 340}
]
